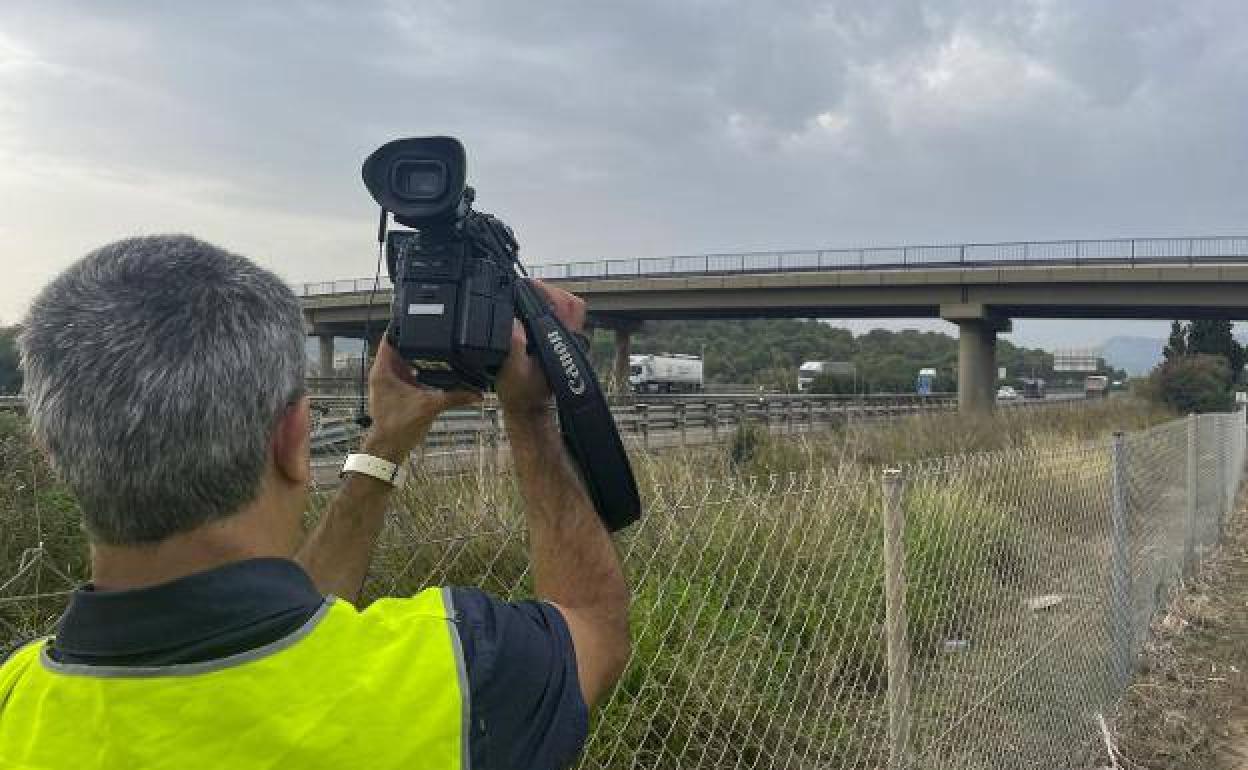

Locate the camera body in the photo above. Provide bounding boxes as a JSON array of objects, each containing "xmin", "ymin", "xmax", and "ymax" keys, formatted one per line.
[{"xmin": 363, "ymin": 137, "xmax": 516, "ymax": 390}]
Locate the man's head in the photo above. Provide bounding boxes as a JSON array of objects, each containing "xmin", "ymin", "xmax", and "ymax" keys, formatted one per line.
[{"xmin": 19, "ymin": 235, "xmax": 309, "ymax": 546}]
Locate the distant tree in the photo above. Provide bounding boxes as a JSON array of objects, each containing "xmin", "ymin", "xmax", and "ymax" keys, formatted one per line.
[
  {"xmin": 1148, "ymin": 354, "xmax": 1234, "ymax": 413},
  {"xmin": 750, "ymin": 365, "xmax": 799, "ymax": 392},
  {"xmin": 1163, "ymin": 321, "xmax": 1188, "ymax": 362},
  {"xmin": 0, "ymin": 326, "xmax": 20, "ymax": 394},
  {"xmin": 1184, "ymin": 319, "xmax": 1245, "ymax": 383}
]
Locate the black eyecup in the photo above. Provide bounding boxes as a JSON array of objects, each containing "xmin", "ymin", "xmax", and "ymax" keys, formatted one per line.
[
  {"xmin": 515, "ymin": 280, "xmax": 642, "ymax": 532},
  {"xmin": 362, "ymin": 137, "xmax": 467, "ymax": 225}
]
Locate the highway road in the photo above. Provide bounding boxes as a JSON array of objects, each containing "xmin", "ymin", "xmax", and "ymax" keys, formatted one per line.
[{"xmin": 308, "ymin": 391, "xmax": 1086, "ymax": 487}]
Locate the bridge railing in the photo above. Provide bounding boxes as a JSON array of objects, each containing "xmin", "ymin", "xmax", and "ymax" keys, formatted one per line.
[
  {"xmin": 297, "ymin": 235, "xmax": 1248, "ymax": 296},
  {"xmin": 300, "ymin": 275, "xmax": 395, "ymax": 296}
]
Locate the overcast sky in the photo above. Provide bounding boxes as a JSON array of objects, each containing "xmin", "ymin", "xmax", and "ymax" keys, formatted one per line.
[{"xmin": 2, "ymin": 1, "xmax": 1245, "ymax": 348}]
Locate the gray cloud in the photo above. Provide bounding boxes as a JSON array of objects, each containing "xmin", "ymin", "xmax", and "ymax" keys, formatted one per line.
[{"xmin": 2, "ymin": 0, "xmax": 1246, "ymax": 349}]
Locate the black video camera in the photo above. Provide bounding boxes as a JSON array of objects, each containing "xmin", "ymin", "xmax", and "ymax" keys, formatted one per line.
[
  {"xmin": 362, "ymin": 137, "xmax": 516, "ymax": 390},
  {"xmin": 361, "ymin": 137, "xmax": 641, "ymax": 531}
]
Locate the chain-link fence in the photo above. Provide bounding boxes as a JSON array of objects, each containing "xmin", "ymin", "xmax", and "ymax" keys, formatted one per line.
[
  {"xmin": 2, "ymin": 410, "xmax": 1245, "ymax": 768},
  {"xmin": 369, "ymin": 409, "xmax": 1247, "ymax": 769}
]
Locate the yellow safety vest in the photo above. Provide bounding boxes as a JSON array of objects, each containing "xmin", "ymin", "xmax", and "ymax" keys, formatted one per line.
[{"xmin": 0, "ymin": 587, "xmax": 467, "ymax": 770}]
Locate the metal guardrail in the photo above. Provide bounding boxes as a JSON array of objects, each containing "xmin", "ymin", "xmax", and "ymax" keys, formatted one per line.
[
  {"xmin": 309, "ymin": 391, "xmax": 958, "ymax": 408},
  {"xmin": 0, "ymin": 392, "xmax": 1072, "ymax": 432},
  {"xmin": 297, "ymin": 236, "xmax": 1248, "ymax": 295},
  {"xmin": 310, "ymin": 394, "xmax": 959, "ymax": 453},
  {"xmin": 307, "ymin": 376, "xmax": 800, "ymax": 397},
  {"xmin": 308, "ymin": 393, "xmax": 1080, "ymax": 456}
]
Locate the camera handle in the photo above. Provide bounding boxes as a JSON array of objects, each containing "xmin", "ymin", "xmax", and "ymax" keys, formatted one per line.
[{"xmin": 513, "ymin": 279, "xmax": 642, "ymax": 532}]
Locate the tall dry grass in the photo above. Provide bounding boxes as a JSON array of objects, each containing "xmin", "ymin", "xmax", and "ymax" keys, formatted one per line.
[{"xmin": 0, "ymin": 399, "xmax": 1175, "ymax": 767}]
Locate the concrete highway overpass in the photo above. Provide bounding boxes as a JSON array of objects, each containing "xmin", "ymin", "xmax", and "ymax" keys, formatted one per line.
[{"xmin": 299, "ymin": 236, "xmax": 1248, "ymax": 412}]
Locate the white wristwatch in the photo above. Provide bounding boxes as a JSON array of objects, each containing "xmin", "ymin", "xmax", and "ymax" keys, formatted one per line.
[{"xmin": 341, "ymin": 453, "xmax": 407, "ymax": 487}]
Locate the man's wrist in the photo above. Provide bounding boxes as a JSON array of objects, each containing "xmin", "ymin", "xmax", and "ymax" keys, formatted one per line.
[
  {"xmin": 504, "ymin": 408, "xmax": 560, "ymax": 451},
  {"xmin": 360, "ymin": 431, "xmax": 415, "ymax": 464},
  {"xmin": 500, "ymin": 399, "xmax": 554, "ymax": 422},
  {"xmin": 502, "ymin": 404, "xmax": 555, "ymax": 433}
]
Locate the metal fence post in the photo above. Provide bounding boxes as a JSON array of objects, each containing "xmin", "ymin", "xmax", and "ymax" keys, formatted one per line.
[
  {"xmin": 1216, "ymin": 414, "xmax": 1228, "ymax": 540},
  {"xmin": 709, "ymin": 402, "xmax": 719, "ymax": 442},
  {"xmin": 1185, "ymin": 414, "xmax": 1198, "ymax": 573},
  {"xmin": 1239, "ymin": 408, "xmax": 1248, "ymax": 495},
  {"xmin": 1109, "ymin": 432, "xmax": 1134, "ymax": 686},
  {"xmin": 637, "ymin": 404, "xmax": 650, "ymax": 451},
  {"xmin": 485, "ymin": 407, "xmax": 501, "ymax": 469},
  {"xmin": 882, "ymin": 469, "xmax": 911, "ymax": 770},
  {"xmin": 677, "ymin": 403, "xmax": 688, "ymax": 447}
]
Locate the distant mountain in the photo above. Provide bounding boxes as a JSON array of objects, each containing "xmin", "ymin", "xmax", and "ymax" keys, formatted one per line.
[{"xmin": 1101, "ymin": 336, "xmax": 1164, "ymax": 376}]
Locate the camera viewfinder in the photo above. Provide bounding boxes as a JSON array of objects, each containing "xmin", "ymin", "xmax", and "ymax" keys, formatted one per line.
[{"xmin": 392, "ymin": 160, "xmax": 447, "ymax": 201}]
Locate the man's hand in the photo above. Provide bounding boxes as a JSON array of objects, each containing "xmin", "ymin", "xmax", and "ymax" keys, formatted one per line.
[
  {"xmin": 364, "ymin": 337, "xmax": 482, "ymax": 462},
  {"xmin": 496, "ymin": 280, "xmax": 588, "ymax": 419}
]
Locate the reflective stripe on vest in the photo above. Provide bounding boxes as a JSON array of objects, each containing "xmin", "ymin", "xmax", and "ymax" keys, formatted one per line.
[{"xmin": 0, "ymin": 587, "xmax": 468, "ymax": 770}]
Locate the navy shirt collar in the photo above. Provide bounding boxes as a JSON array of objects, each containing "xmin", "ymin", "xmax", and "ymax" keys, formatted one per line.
[{"xmin": 53, "ymin": 557, "xmax": 323, "ymax": 663}]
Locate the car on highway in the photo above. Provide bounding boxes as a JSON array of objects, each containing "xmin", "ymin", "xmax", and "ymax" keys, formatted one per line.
[
  {"xmin": 1085, "ymin": 375, "xmax": 1110, "ymax": 399},
  {"xmin": 996, "ymin": 385, "xmax": 1020, "ymax": 401}
]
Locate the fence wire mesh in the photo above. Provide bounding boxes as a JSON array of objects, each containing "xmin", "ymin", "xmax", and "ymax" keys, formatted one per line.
[{"xmin": 2, "ymin": 410, "xmax": 1246, "ymax": 769}]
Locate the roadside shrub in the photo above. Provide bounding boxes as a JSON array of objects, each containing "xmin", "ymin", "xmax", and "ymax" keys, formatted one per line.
[
  {"xmin": 0, "ymin": 411, "xmax": 87, "ymax": 655},
  {"xmin": 1148, "ymin": 354, "xmax": 1234, "ymax": 414},
  {"xmin": 728, "ymin": 422, "xmax": 764, "ymax": 467}
]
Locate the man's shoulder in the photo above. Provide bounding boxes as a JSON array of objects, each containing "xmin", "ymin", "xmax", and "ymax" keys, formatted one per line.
[
  {"xmin": 346, "ymin": 586, "xmax": 455, "ymax": 626},
  {"xmin": 1, "ymin": 638, "xmax": 48, "ymax": 693},
  {"xmin": 1, "ymin": 639, "xmax": 46, "ymax": 668},
  {"xmin": 438, "ymin": 587, "xmax": 589, "ymax": 770},
  {"xmin": 325, "ymin": 586, "xmax": 580, "ymax": 701}
]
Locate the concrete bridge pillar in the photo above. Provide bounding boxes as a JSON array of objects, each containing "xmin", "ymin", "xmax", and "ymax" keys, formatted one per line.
[
  {"xmin": 365, "ymin": 332, "xmax": 385, "ymax": 372},
  {"xmin": 589, "ymin": 317, "xmax": 641, "ymax": 395},
  {"xmin": 317, "ymin": 335, "xmax": 335, "ymax": 377},
  {"xmin": 614, "ymin": 327, "xmax": 632, "ymax": 393},
  {"xmin": 956, "ymin": 321, "xmax": 997, "ymax": 414},
  {"xmin": 943, "ymin": 304, "xmax": 1011, "ymax": 415}
]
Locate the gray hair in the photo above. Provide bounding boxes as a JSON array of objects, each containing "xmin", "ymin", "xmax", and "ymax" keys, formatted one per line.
[{"xmin": 19, "ymin": 235, "xmax": 306, "ymax": 544}]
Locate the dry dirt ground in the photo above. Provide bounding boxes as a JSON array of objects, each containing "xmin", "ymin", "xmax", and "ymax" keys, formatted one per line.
[{"xmin": 1112, "ymin": 497, "xmax": 1248, "ymax": 769}]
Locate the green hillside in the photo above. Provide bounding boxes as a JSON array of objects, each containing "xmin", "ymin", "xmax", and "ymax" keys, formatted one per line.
[{"xmin": 591, "ymin": 319, "xmax": 1123, "ymax": 392}]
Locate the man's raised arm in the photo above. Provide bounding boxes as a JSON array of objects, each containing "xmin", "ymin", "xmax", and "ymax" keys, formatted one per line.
[
  {"xmin": 497, "ymin": 282, "xmax": 632, "ymax": 708},
  {"xmin": 297, "ymin": 341, "xmax": 479, "ymax": 602}
]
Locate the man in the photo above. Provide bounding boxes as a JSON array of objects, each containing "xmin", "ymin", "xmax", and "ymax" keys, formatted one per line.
[{"xmin": 0, "ymin": 235, "xmax": 630, "ymax": 769}]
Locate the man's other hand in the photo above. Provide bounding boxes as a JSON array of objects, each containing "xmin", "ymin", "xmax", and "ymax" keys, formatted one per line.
[
  {"xmin": 497, "ymin": 281, "xmax": 588, "ymax": 418},
  {"xmin": 366, "ymin": 338, "xmax": 481, "ymax": 462}
]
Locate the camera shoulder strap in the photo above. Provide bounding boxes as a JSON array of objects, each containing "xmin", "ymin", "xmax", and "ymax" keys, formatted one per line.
[{"xmin": 514, "ymin": 280, "xmax": 641, "ymax": 532}]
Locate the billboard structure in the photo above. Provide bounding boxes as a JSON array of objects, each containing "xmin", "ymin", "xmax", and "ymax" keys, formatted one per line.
[{"xmin": 1053, "ymin": 348, "xmax": 1101, "ymax": 372}]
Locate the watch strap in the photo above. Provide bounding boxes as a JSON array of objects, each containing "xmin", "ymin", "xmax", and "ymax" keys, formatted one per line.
[{"xmin": 341, "ymin": 453, "xmax": 406, "ymax": 486}]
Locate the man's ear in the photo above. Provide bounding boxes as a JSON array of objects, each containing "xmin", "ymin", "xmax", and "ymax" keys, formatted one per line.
[{"xmin": 272, "ymin": 396, "xmax": 312, "ymax": 486}]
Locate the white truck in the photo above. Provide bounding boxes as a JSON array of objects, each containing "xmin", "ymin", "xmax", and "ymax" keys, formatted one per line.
[
  {"xmin": 629, "ymin": 354, "xmax": 703, "ymax": 393},
  {"xmin": 798, "ymin": 360, "xmax": 856, "ymax": 392}
]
